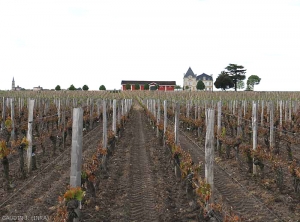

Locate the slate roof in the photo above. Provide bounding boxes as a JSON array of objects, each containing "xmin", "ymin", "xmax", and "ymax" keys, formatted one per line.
[
  {"xmin": 184, "ymin": 67, "xmax": 196, "ymax": 78},
  {"xmin": 196, "ymin": 73, "xmax": 213, "ymax": 81},
  {"xmin": 121, "ymin": 80, "xmax": 176, "ymax": 86}
]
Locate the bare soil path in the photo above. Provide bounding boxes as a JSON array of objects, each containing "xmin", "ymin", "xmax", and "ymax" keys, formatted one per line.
[{"xmin": 81, "ymin": 104, "xmax": 199, "ymax": 221}]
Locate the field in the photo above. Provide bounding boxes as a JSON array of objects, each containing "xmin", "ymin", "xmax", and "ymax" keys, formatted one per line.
[{"xmin": 0, "ymin": 90, "xmax": 300, "ymax": 221}]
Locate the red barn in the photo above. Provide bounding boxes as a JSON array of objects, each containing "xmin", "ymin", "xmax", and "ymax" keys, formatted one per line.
[{"xmin": 121, "ymin": 80, "xmax": 176, "ymax": 91}]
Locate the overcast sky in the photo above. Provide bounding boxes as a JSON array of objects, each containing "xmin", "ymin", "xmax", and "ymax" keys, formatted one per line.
[{"xmin": 1, "ymin": 0, "xmax": 300, "ymax": 91}]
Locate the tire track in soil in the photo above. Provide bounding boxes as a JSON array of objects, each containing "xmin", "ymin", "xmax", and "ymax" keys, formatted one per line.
[
  {"xmin": 178, "ymin": 133, "xmax": 282, "ymax": 222},
  {"xmin": 0, "ymin": 122, "xmax": 104, "ymax": 218},
  {"xmin": 127, "ymin": 109, "xmax": 158, "ymax": 222},
  {"xmin": 81, "ymin": 105, "xmax": 199, "ymax": 222}
]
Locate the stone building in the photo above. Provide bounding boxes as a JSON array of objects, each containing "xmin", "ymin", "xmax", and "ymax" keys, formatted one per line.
[{"xmin": 183, "ymin": 67, "xmax": 213, "ymax": 91}]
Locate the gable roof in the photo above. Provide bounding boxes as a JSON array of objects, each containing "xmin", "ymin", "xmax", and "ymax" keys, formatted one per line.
[
  {"xmin": 121, "ymin": 80, "xmax": 176, "ymax": 86},
  {"xmin": 184, "ymin": 67, "xmax": 196, "ymax": 78},
  {"xmin": 196, "ymin": 73, "xmax": 213, "ymax": 81}
]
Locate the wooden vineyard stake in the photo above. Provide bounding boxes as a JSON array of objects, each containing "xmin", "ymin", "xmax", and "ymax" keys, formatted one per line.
[
  {"xmin": 163, "ymin": 100, "xmax": 167, "ymax": 144},
  {"xmin": 27, "ymin": 99, "xmax": 35, "ymax": 173},
  {"xmin": 280, "ymin": 100, "xmax": 283, "ymax": 131},
  {"xmin": 2, "ymin": 97, "xmax": 5, "ymax": 130},
  {"xmin": 112, "ymin": 99, "xmax": 117, "ymax": 134},
  {"xmin": 217, "ymin": 101, "xmax": 221, "ymax": 156},
  {"xmin": 174, "ymin": 102, "xmax": 179, "ymax": 145},
  {"xmin": 57, "ymin": 99, "xmax": 61, "ymax": 126},
  {"xmin": 117, "ymin": 100, "xmax": 121, "ymax": 135},
  {"xmin": 70, "ymin": 107, "xmax": 83, "ymax": 222},
  {"xmin": 173, "ymin": 102, "xmax": 180, "ymax": 178},
  {"xmin": 89, "ymin": 98, "xmax": 94, "ymax": 131},
  {"xmin": 261, "ymin": 100, "xmax": 264, "ymax": 126},
  {"xmin": 102, "ymin": 100, "xmax": 108, "ymax": 172},
  {"xmin": 156, "ymin": 99, "xmax": 160, "ymax": 137},
  {"xmin": 269, "ymin": 102, "xmax": 274, "ymax": 150},
  {"xmin": 70, "ymin": 107, "xmax": 83, "ymax": 187},
  {"xmin": 252, "ymin": 101, "xmax": 258, "ymax": 175},
  {"xmin": 205, "ymin": 108, "xmax": 215, "ymax": 211},
  {"xmin": 288, "ymin": 99, "xmax": 291, "ymax": 122},
  {"xmin": 10, "ymin": 98, "xmax": 16, "ymax": 141},
  {"xmin": 285, "ymin": 100, "xmax": 288, "ymax": 122},
  {"xmin": 103, "ymin": 100, "xmax": 107, "ymax": 149}
]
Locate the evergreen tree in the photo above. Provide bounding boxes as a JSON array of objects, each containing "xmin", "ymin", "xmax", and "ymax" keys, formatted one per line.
[
  {"xmin": 196, "ymin": 80, "xmax": 205, "ymax": 90},
  {"xmin": 68, "ymin": 84, "xmax": 76, "ymax": 90},
  {"xmin": 82, "ymin": 85, "xmax": 89, "ymax": 91},
  {"xmin": 99, "ymin": 85, "xmax": 106, "ymax": 90}
]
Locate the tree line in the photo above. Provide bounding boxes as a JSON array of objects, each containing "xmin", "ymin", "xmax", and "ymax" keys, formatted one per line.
[
  {"xmin": 55, "ymin": 84, "xmax": 107, "ymax": 91},
  {"xmin": 213, "ymin": 64, "xmax": 261, "ymax": 91}
]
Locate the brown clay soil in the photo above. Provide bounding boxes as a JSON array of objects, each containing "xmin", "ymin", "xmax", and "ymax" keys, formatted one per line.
[
  {"xmin": 1, "ymin": 101, "xmax": 299, "ymax": 221},
  {"xmin": 80, "ymin": 104, "xmax": 199, "ymax": 221},
  {"xmin": 0, "ymin": 104, "xmax": 200, "ymax": 222},
  {"xmin": 0, "ymin": 121, "xmax": 104, "ymax": 221},
  {"xmin": 180, "ymin": 128, "xmax": 300, "ymax": 222}
]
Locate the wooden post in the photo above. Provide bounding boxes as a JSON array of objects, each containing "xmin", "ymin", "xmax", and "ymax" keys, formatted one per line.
[
  {"xmin": 186, "ymin": 101, "xmax": 190, "ymax": 118},
  {"xmin": 217, "ymin": 101, "xmax": 221, "ymax": 154},
  {"xmin": 261, "ymin": 100, "xmax": 264, "ymax": 126},
  {"xmin": 89, "ymin": 99, "xmax": 94, "ymax": 131},
  {"xmin": 174, "ymin": 103, "xmax": 180, "ymax": 145},
  {"xmin": 27, "ymin": 99, "xmax": 35, "ymax": 173},
  {"xmin": 232, "ymin": 100, "xmax": 236, "ymax": 115},
  {"xmin": 18, "ymin": 97, "xmax": 21, "ymax": 116},
  {"xmin": 70, "ymin": 107, "xmax": 83, "ymax": 187},
  {"xmin": 112, "ymin": 99, "xmax": 117, "ymax": 134},
  {"xmin": 252, "ymin": 102, "xmax": 258, "ymax": 175},
  {"xmin": 269, "ymin": 102, "xmax": 274, "ymax": 150},
  {"xmin": 117, "ymin": 100, "xmax": 121, "ymax": 126},
  {"xmin": 96, "ymin": 99, "xmax": 101, "ymax": 119},
  {"xmin": 172, "ymin": 99, "xmax": 175, "ymax": 121},
  {"xmin": 289, "ymin": 99, "xmax": 292, "ymax": 122},
  {"xmin": 146, "ymin": 99, "xmax": 149, "ymax": 111},
  {"xmin": 57, "ymin": 99, "xmax": 61, "ymax": 126},
  {"xmin": 237, "ymin": 102, "xmax": 242, "ymax": 137},
  {"xmin": 10, "ymin": 98, "xmax": 16, "ymax": 141},
  {"xmin": 284, "ymin": 100, "xmax": 288, "ymax": 122},
  {"xmin": 156, "ymin": 99, "xmax": 160, "ymax": 137},
  {"xmin": 205, "ymin": 109, "xmax": 215, "ymax": 211},
  {"xmin": 121, "ymin": 99, "xmax": 124, "ymax": 117},
  {"xmin": 124, "ymin": 99, "xmax": 128, "ymax": 115},
  {"xmin": 70, "ymin": 107, "xmax": 83, "ymax": 222},
  {"xmin": 153, "ymin": 99, "xmax": 156, "ymax": 118},
  {"xmin": 1, "ymin": 97, "xmax": 6, "ymax": 130},
  {"xmin": 164, "ymin": 100, "xmax": 167, "ymax": 137},
  {"xmin": 62, "ymin": 109, "xmax": 66, "ymax": 150},
  {"xmin": 280, "ymin": 100, "xmax": 283, "ymax": 129},
  {"xmin": 194, "ymin": 102, "xmax": 198, "ymax": 121},
  {"xmin": 103, "ymin": 100, "xmax": 107, "ymax": 149}
]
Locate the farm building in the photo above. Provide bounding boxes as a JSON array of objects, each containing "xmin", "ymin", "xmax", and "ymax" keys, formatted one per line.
[{"xmin": 121, "ymin": 80, "xmax": 176, "ymax": 91}]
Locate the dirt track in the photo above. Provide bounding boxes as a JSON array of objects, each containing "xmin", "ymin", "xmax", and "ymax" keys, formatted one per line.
[{"xmin": 81, "ymin": 104, "xmax": 199, "ymax": 221}]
